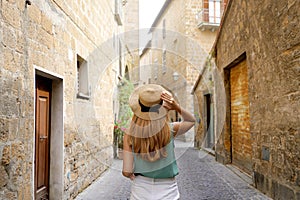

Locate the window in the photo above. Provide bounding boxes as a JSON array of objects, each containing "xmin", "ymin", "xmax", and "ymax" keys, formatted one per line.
[
  {"xmin": 113, "ymin": 33, "xmax": 116, "ymax": 49},
  {"xmin": 209, "ymin": 0, "xmax": 221, "ymax": 23},
  {"xmin": 162, "ymin": 48, "xmax": 166, "ymax": 74},
  {"xmin": 125, "ymin": 65, "xmax": 129, "ymax": 80},
  {"xmin": 77, "ymin": 55, "xmax": 90, "ymax": 99},
  {"xmin": 119, "ymin": 39, "xmax": 122, "ymax": 77},
  {"xmin": 115, "ymin": 0, "xmax": 123, "ymax": 25},
  {"xmin": 173, "ymin": 39, "xmax": 178, "ymax": 65},
  {"xmin": 153, "ymin": 32, "xmax": 158, "ymax": 47},
  {"xmin": 154, "ymin": 58, "xmax": 158, "ymax": 80},
  {"xmin": 203, "ymin": 0, "xmax": 221, "ymax": 24},
  {"xmin": 162, "ymin": 19, "xmax": 166, "ymax": 39}
]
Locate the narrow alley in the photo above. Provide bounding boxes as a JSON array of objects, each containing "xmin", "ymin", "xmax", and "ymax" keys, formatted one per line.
[
  {"xmin": 76, "ymin": 140, "xmax": 270, "ymax": 200},
  {"xmin": 1, "ymin": 0, "xmax": 299, "ymax": 199}
]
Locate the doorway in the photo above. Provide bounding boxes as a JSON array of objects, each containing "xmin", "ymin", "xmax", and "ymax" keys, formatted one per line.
[
  {"xmin": 204, "ymin": 94, "xmax": 214, "ymax": 149},
  {"xmin": 35, "ymin": 75, "xmax": 52, "ymax": 199},
  {"xmin": 34, "ymin": 68, "xmax": 64, "ymax": 200},
  {"xmin": 229, "ymin": 59, "xmax": 252, "ymax": 174}
]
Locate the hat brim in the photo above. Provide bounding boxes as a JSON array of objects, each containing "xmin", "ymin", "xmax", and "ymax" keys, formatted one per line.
[{"xmin": 129, "ymin": 84, "xmax": 168, "ymax": 120}]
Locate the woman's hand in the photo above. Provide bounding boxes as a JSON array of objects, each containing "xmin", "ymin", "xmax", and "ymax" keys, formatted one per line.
[
  {"xmin": 122, "ymin": 171, "xmax": 135, "ymax": 180},
  {"xmin": 161, "ymin": 92, "xmax": 180, "ymax": 111},
  {"xmin": 129, "ymin": 174, "xmax": 135, "ymax": 181},
  {"xmin": 161, "ymin": 92, "xmax": 196, "ymax": 137}
]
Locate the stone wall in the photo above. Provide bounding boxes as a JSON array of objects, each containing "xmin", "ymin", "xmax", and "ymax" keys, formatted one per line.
[
  {"xmin": 149, "ymin": 0, "xmax": 189, "ymax": 108},
  {"xmin": 124, "ymin": 0, "xmax": 139, "ymax": 83},
  {"xmin": 0, "ymin": 0, "xmax": 125, "ymax": 199},
  {"xmin": 193, "ymin": 69, "xmax": 208, "ymax": 148},
  {"xmin": 184, "ymin": 0, "xmax": 219, "ymax": 144},
  {"xmin": 214, "ymin": 0, "xmax": 300, "ymax": 199},
  {"xmin": 146, "ymin": 0, "xmax": 218, "ymax": 142},
  {"xmin": 193, "ymin": 60, "xmax": 217, "ymax": 150}
]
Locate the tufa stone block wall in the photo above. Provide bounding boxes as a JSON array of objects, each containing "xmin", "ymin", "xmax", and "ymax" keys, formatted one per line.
[
  {"xmin": 193, "ymin": 60, "xmax": 217, "ymax": 149},
  {"xmin": 149, "ymin": 0, "xmax": 189, "ymax": 112},
  {"xmin": 214, "ymin": 0, "xmax": 300, "ymax": 199},
  {"xmin": 146, "ymin": 0, "xmax": 218, "ymax": 142},
  {"xmin": 193, "ymin": 75, "xmax": 208, "ymax": 148},
  {"xmin": 1, "ymin": 1, "xmax": 35, "ymax": 199},
  {"xmin": 124, "ymin": 0, "xmax": 140, "ymax": 83},
  {"xmin": 1, "ymin": 0, "xmax": 124, "ymax": 199}
]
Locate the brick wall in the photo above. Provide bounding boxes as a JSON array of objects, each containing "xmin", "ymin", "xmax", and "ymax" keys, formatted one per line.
[{"xmin": 214, "ymin": 0, "xmax": 300, "ymax": 199}]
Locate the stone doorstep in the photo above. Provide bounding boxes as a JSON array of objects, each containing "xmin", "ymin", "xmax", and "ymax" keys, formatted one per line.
[
  {"xmin": 226, "ymin": 164, "xmax": 253, "ymax": 186},
  {"xmin": 201, "ymin": 147, "xmax": 216, "ymax": 156}
]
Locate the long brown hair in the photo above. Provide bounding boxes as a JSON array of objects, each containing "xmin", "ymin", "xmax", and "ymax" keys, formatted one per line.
[{"xmin": 127, "ymin": 114, "xmax": 171, "ymax": 162}]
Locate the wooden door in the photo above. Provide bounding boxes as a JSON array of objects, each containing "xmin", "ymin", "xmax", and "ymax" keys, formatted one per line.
[
  {"xmin": 230, "ymin": 60, "xmax": 252, "ymax": 174},
  {"xmin": 35, "ymin": 75, "xmax": 52, "ymax": 200}
]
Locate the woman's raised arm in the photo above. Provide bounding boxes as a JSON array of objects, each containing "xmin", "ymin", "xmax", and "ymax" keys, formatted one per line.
[{"xmin": 161, "ymin": 92, "xmax": 196, "ymax": 136}]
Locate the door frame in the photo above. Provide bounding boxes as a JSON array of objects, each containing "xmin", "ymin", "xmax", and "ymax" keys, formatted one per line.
[
  {"xmin": 222, "ymin": 53, "xmax": 247, "ymax": 163},
  {"xmin": 223, "ymin": 53, "xmax": 252, "ymax": 174},
  {"xmin": 34, "ymin": 66, "xmax": 64, "ymax": 199},
  {"xmin": 229, "ymin": 58, "xmax": 252, "ymax": 174},
  {"xmin": 203, "ymin": 92, "xmax": 215, "ymax": 149}
]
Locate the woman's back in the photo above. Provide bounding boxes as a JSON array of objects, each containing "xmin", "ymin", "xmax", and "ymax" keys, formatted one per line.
[{"xmin": 133, "ymin": 124, "xmax": 178, "ymax": 178}]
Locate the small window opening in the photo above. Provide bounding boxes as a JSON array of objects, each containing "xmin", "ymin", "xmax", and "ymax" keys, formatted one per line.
[{"xmin": 77, "ymin": 55, "xmax": 90, "ymax": 100}]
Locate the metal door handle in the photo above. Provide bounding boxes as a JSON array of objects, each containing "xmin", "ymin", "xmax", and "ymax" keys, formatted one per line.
[{"xmin": 39, "ymin": 136, "xmax": 48, "ymax": 139}]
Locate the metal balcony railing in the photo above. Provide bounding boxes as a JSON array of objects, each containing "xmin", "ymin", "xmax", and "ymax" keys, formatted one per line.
[{"xmin": 197, "ymin": 8, "xmax": 221, "ymax": 31}]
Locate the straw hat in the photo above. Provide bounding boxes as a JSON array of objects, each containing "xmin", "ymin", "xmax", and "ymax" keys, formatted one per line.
[{"xmin": 129, "ymin": 84, "xmax": 169, "ymax": 120}]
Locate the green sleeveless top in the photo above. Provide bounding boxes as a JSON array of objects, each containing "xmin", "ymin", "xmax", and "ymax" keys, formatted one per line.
[{"xmin": 133, "ymin": 124, "xmax": 179, "ymax": 179}]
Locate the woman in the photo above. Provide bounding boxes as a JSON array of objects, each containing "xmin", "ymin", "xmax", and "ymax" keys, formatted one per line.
[{"xmin": 122, "ymin": 84, "xmax": 195, "ymax": 200}]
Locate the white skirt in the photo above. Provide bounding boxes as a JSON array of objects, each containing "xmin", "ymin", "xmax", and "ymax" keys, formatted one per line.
[{"xmin": 130, "ymin": 175, "xmax": 180, "ymax": 200}]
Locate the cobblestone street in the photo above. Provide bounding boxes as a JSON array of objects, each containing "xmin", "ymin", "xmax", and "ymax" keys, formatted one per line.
[{"xmin": 76, "ymin": 140, "xmax": 271, "ymax": 200}]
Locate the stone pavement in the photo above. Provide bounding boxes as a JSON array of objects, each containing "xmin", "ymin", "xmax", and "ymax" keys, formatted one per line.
[{"xmin": 75, "ymin": 140, "xmax": 271, "ymax": 200}]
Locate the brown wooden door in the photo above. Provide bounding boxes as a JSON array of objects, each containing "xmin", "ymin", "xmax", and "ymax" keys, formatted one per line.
[
  {"xmin": 230, "ymin": 60, "xmax": 252, "ymax": 174},
  {"xmin": 35, "ymin": 76, "xmax": 52, "ymax": 200}
]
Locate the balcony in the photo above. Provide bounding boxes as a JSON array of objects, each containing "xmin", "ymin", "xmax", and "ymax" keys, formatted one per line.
[
  {"xmin": 115, "ymin": 0, "xmax": 123, "ymax": 25},
  {"xmin": 197, "ymin": 8, "xmax": 221, "ymax": 32}
]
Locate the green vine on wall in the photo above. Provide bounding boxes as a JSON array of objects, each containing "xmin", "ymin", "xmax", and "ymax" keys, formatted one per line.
[{"xmin": 114, "ymin": 79, "xmax": 134, "ymax": 149}]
